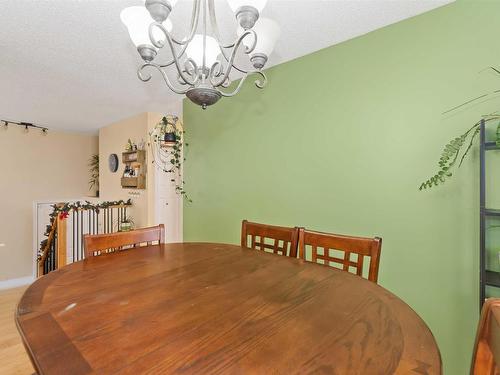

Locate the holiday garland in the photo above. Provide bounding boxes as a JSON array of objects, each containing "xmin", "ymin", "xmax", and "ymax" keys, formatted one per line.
[{"xmin": 38, "ymin": 199, "xmax": 132, "ymax": 259}]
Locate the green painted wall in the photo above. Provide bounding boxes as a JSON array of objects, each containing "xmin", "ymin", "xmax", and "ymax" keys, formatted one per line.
[{"xmin": 183, "ymin": 2, "xmax": 500, "ymax": 373}]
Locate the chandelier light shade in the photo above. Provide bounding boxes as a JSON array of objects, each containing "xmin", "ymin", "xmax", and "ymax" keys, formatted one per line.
[
  {"xmin": 239, "ymin": 17, "xmax": 280, "ymax": 69},
  {"xmin": 120, "ymin": 6, "xmax": 173, "ymax": 48},
  {"xmin": 185, "ymin": 35, "xmax": 221, "ymax": 68},
  {"xmin": 120, "ymin": 0, "xmax": 280, "ymax": 109}
]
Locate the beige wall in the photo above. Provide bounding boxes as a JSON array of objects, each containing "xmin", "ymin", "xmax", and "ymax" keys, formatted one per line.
[
  {"xmin": 99, "ymin": 110, "xmax": 183, "ymax": 234},
  {"xmin": 99, "ymin": 112, "xmax": 162, "ymax": 228},
  {"xmin": 0, "ymin": 127, "xmax": 98, "ymax": 281}
]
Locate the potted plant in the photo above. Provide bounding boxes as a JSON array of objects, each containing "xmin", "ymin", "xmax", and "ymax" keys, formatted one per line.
[
  {"xmin": 149, "ymin": 115, "xmax": 191, "ymax": 201},
  {"xmin": 160, "ymin": 115, "xmax": 181, "ymax": 145},
  {"xmin": 164, "ymin": 131, "xmax": 176, "ymax": 143},
  {"xmin": 88, "ymin": 154, "xmax": 99, "ymax": 197},
  {"xmin": 119, "ymin": 215, "xmax": 134, "ymax": 232},
  {"xmin": 125, "ymin": 139, "xmax": 134, "ymax": 151}
]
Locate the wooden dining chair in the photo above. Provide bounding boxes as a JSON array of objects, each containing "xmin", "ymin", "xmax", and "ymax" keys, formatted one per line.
[
  {"xmin": 84, "ymin": 224, "xmax": 165, "ymax": 258},
  {"xmin": 241, "ymin": 220, "xmax": 299, "ymax": 257},
  {"xmin": 298, "ymin": 228, "xmax": 382, "ymax": 283},
  {"xmin": 471, "ymin": 299, "xmax": 500, "ymax": 374}
]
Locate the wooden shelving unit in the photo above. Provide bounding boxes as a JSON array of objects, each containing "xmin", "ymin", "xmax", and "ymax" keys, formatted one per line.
[
  {"xmin": 479, "ymin": 119, "xmax": 500, "ymax": 308},
  {"xmin": 121, "ymin": 150, "xmax": 146, "ymax": 189}
]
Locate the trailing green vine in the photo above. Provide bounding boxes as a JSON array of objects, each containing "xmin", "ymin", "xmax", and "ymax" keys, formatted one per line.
[
  {"xmin": 168, "ymin": 130, "xmax": 191, "ymax": 202},
  {"xmin": 150, "ymin": 115, "xmax": 191, "ymax": 202},
  {"xmin": 419, "ymin": 114, "xmax": 500, "ymax": 190},
  {"xmin": 38, "ymin": 199, "xmax": 132, "ymax": 259}
]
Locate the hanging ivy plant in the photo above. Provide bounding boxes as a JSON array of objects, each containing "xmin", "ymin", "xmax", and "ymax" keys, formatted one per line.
[
  {"xmin": 150, "ymin": 115, "xmax": 191, "ymax": 202},
  {"xmin": 419, "ymin": 115, "xmax": 500, "ymax": 190},
  {"xmin": 169, "ymin": 131, "xmax": 191, "ymax": 201}
]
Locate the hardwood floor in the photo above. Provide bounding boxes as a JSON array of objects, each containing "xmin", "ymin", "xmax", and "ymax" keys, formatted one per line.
[{"xmin": 0, "ymin": 286, "xmax": 34, "ymax": 375}]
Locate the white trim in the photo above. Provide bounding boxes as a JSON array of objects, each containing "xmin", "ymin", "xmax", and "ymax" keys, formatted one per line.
[{"xmin": 0, "ymin": 276, "xmax": 34, "ymax": 290}]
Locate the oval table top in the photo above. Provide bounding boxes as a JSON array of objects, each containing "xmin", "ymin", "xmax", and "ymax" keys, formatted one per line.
[{"xmin": 17, "ymin": 243, "xmax": 441, "ymax": 375}]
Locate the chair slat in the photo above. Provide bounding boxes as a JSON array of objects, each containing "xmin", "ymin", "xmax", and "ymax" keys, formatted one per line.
[
  {"xmin": 311, "ymin": 245, "xmax": 317, "ymax": 262},
  {"xmin": 343, "ymin": 250, "xmax": 350, "ymax": 272},
  {"xmin": 241, "ymin": 220, "xmax": 299, "ymax": 258},
  {"xmin": 356, "ymin": 255, "xmax": 364, "ymax": 277},
  {"xmin": 298, "ymin": 228, "xmax": 382, "ymax": 283}
]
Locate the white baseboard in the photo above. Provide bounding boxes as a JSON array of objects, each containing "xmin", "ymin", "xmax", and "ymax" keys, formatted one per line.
[{"xmin": 0, "ymin": 276, "xmax": 34, "ymax": 290}]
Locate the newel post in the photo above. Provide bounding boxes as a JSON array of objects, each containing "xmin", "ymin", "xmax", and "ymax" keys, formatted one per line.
[
  {"xmin": 37, "ymin": 256, "xmax": 44, "ymax": 278},
  {"xmin": 56, "ymin": 214, "xmax": 67, "ymax": 268}
]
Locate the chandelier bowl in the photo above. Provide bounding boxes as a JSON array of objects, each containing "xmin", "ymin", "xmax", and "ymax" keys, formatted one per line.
[{"xmin": 186, "ymin": 85, "xmax": 223, "ymax": 109}]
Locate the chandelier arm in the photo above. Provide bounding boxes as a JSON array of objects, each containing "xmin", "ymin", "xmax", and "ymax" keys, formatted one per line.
[
  {"xmin": 217, "ymin": 71, "xmax": 267, "ymax": 97},
  {"xmin": 207, "ymin": 0, "xmax": 235, "ymax": 50},
  {"xmin": 207, "ymin": 0, "xmax": 259, "ymax": 74},
  {"xmin": 221, "ymin": 77, "xmax": 231, "ymax": 88},
  {"xmin": 221, "ymin": 53, "xmax": 252, "ymax": 74},
  {"xmin": 148, "ymin": 23, "xmax": 198, "ymax": 86},
  {"xmin": 176, "ymin": 61, "xmax": 201, "ymax": 86},
  {"xmin": 152, "ymin": 0, "xmax": 200, "ymax": 47},
  {"xmin": 184, "ymin": 58, "xmax": 199, "ymax": 80},
  {"xmin": 207, "ymin": 0, "xmax": 265, "ymax": 76},
  {"xmin": 170, "ymin": 0, "xmax": 201, "ymax": 46},
  {"xmin": 212, "ymin": 45, "xmax": 254, "ymax": 76},
  {"xmin": 149, "ymin": 0, "xmax": 201, "ymax": 68},
  {"xmin": 137, "ymin": 63, "xmax": 191, "ymax": 95},
  {"xmin": 253, "ymin": 70, "xmax": 268, "ymax": 89},
  {"xmin": 156, "ymin": 45, "xmax": 188, "ymax": 68},
  {"xmin": 149, "ymin": 22, "xmax": 168, "ymax": 48},
  {"xmin": 209, "ymin": 30, "xmax": 257, "ymax": 87}
]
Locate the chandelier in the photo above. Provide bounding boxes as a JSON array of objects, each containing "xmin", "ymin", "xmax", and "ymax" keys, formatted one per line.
[{"xmin": 121, "ymin": 0, "xmax": 280, "ymax": 109}]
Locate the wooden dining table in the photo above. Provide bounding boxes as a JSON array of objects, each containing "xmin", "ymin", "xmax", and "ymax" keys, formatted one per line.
[{"xmin": 16, "ymin": 243, "xmax": 442, "ymax": 374}]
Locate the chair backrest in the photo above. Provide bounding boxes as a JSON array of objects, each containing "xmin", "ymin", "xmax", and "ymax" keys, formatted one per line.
[
  {"xmin": 298, "ymin": 228, "xmax": 382, "ymax": 283},
  {"xmin": 471, "ymin": 299, "xmax": 500, "ymax": 374},
  {"xmin": 241, "ymin": 220, "xmax": 299, "ymax": 258},
  {"xmin": 84, "ymin": 224, "xmax": 165, "ymax": 258}
]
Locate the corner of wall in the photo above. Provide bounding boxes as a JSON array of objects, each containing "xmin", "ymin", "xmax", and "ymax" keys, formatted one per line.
[{"xmin": 98, "ymin": 113, "xmax": 150, "ymax": 228}]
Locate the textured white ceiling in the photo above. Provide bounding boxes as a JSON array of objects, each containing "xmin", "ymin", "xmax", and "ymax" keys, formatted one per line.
[{"xmin": 0, "ymin": 0, "xmax": 453, "ymax": 132}]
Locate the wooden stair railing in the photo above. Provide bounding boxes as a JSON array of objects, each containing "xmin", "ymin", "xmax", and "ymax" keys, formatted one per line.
[
  {"xmin": 37, "ymin": 219, "xmax": 57, "ymax": 277},
  {"xmin": 37, "ymin": 202, "xmax": 131, "ymax": 277}
]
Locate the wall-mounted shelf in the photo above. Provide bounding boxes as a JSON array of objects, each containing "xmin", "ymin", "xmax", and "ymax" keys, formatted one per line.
[
  {"xmin": 121, "ymin": 150, "xmax": 146, "ymax": 189},
  {"xmin": 121, "ymin": 176, "xmax": 146, "ymax": 188}
]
